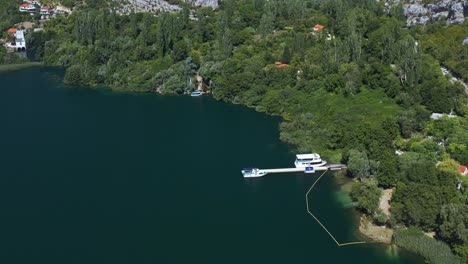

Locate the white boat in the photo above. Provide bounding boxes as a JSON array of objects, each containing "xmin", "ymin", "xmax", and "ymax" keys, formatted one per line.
[
  {"xmin": 191, "ymin": 91, "xmax": 204, "ymax": 97},
  {"xmin": 242, "ymin": 168, "xmax": 268, "ymax": 178},
  {"xmin": 294, "ymin": 153, "xmax": 326, "ymax": 168}
]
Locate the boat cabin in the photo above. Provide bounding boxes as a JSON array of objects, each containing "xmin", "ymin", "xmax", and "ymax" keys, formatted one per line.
[{"xmin": 294, "ymin": 153, "xmax": 326, "ymax": 168}]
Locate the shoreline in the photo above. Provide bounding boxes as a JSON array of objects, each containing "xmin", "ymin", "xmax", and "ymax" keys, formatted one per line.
[{"xmin": 0, "ymin": 62, "xmax": 43, "ymax": 72}]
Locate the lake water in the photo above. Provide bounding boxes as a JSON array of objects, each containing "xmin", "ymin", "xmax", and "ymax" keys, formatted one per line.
[{"xmin": 0, "ymin": 67, "xmax": 423, "ymax": 263}]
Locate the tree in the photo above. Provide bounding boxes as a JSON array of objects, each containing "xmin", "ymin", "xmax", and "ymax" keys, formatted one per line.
[
  {"xmin": 339, "ymin": 63, "xmax": 361, "ymax": 96},
  {"xmin": 346, "ymin": 31, "xmax": 361, "ymax": 62},
  {"xmin": 438, "ymin": 204, "xmax": 468, "ymax": 246},
  {"xmin": 398, "ymin": 152, "xmax": 437, "ymax": 185},
  {"xmin": 182, "ymin": 57, "xmax": 197, "ymax": 91},
  {"xmin": 158, "ymin": 12, "xmax": 176, "ymax": 56},
  {"xmin": 396, "ymin": 35, "xmax": 421, "ymax": 87},
  {"xmin": 64, "ymin": 64, "xmax": 83, "ymax": 85},
  {"xmin": 350, "ymin": 179, "xmax": 382, "ymax": 214},
  {"xmin": 347, "ymin": 149, "xmax": 379, "ymax": 179},
  {"xmin": 258, "ymin": 11, "xmax": 274, "ymax": 37},
  {"xmin": 392, "ymin": 183, "xmax": 441, "ymax": 230},
  {"xmin": 281, "ymin": 46, "xmax": 291, "ymax": 64},
  {"xmin": 217, "ymin": 12, "xmax": 232, "ymax": 59}
]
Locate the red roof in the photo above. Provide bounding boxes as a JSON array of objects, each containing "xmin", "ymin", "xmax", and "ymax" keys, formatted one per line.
[
  {"xmin": 20, "ymin": 3, "xmax": 30, "ymax": 7},
  {"xmin": 277, "ymin": 64, "xmax": 289, "ymax": 68},
  {"xmin": 7, "ymin": 28, "xmax": 17, "ymax": 33},
  {"xmin": 314, "ymin": 24, "xmax": 325, "ymax": 30},
  {"xmin": 41, "ymin": 6, "xmax": 50, "ymax": 9},
  {"xmin": 459, "ymin": 165, "xmax": 467, "ymax": 175}
]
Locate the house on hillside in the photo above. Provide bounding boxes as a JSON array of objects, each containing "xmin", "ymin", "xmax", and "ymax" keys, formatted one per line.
[
  {"xmin": 7, "ymin": 28, "xmax": 17, "ymax": 35},
  {"xmin": 19, "ymin": 3, "xmax": 36, "ymax": 12},
  {"xmin": 459, "ymin": 165, "xmax": 468, "ymax": 176},
  {"xmin": 40, "ymin": 6, "xmax": 53, "ymax": 15},
  {"xmin": 313, "ymin": 24, "xmax": 325, "ymax": 32}
]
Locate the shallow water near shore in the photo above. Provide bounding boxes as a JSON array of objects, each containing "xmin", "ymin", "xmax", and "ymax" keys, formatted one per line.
[{"xmin": 0, "ymin": 67, "xmax": 423, "ymax": 263}]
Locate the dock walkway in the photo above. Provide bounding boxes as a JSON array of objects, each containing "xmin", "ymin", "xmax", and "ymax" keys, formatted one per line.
[{"xmin": 242, "ymin": 164, "xmax": 346, "ymax": 177}]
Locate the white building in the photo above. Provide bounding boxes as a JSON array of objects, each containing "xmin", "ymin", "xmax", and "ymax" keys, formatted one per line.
[
  {"xmin": 40, "ymin": 6, "xmax": 53, "ymax": 15},
  {"xmin": 15, "ymin": 30, "xmax": 26, "ymax": 51}
]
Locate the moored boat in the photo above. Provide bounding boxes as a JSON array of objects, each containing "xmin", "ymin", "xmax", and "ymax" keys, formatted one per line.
[
  {"xmin": 241, "ymin": 168, "xmax": 268, "ymax": 178},
  {"xmin": 191, "ymin": 91, "xmax": 204, "ymax": 97},
  {"xmin": 294, "ymin": 153, "xmax": 327, "ymax": 168}
]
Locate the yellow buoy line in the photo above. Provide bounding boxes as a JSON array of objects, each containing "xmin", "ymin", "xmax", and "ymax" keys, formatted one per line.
[{"xmin": 305, "ymin": 170, "xmax": 367, "ymax": 247}]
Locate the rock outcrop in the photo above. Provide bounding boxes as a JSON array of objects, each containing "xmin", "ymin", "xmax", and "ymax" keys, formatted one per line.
[
  {"xmin": 184, "ymin": 0, "xmax": 219, "ymax": 9},
  {"xmin": 113, "ymin": 0, "xmax": 181, "ymax": 15},
  {"xmin": 385, "ymin": 0, "xmax": 468, "ymax": 26},
  {"xmin": 112, "ymin": 0, "xmax": 219, "ymax": 14},
  {"xmin": 463, "ymin": 37, "xmax": 468, "ymax": 45}
]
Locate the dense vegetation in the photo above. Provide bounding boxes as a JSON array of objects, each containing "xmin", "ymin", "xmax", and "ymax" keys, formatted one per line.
[
  {"xmin": 3, "ymin": 0, "xmax": 467, "ymax": 262},
  {"xmin": 417, "ymin": 24, "xmax": 468, "ymax": 81},
  {"xmin": 394, "ymin": 228, "xmax": 463, "ymax": 264}
]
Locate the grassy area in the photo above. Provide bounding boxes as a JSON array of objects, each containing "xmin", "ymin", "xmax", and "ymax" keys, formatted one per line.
[
  {"xmin": 0, "ymin": 62, "xmax": 43, "ymax": 72},
  {"xmin": 393, "ymin": 228, "xmax": 462, "ymax": 264}
]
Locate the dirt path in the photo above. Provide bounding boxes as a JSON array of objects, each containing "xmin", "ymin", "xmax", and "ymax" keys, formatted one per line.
[{"xmin": 379, "ymin": 189, "xmax": 393, "ymax": 217}]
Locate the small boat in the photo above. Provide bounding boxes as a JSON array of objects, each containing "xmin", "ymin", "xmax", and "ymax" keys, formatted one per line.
[
  {"xmin": 242, "ymin": 168, "xmax": 268, "ymax": 178},
  {"xmin": 294, "ymin": 153, "xmax": 327, "ymax": 168},
  {"xmin": 191, "ymin": 91, "xmax": 204, "ymax": 97}
]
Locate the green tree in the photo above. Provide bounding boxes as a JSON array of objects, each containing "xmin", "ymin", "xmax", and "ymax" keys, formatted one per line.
[
  {"xmin": 439, "ymin": 204, "xmax": 468, "ymax": 246},
  {"xmin": 281, "ymin": 46, "xmax": 291, "ymax": 64},
  {"xmin": 350, "ymin": 179, "xmax": 382, "ymax": 214},
  {"xmin": 258, "ymin": 11, "xmax": 274, "ymax": 37},
  {"xmin": 347, "ymin": 149, "xmax": 379, "ymax": 179}
]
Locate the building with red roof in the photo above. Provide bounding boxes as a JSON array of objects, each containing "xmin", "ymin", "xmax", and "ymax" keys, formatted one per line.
[
  {"xmin": 19, "ymin": 3, "xmax": 36, "ymax": 12},
  {"xmin": 7, "ymin": 28, "xmax": 17, "ymax": 34},
  {"xmin": 277, "ymin": 64, "xmax": 289, "ymax": 68},
  {"xmin": 459, "ymin": 165, "xmax": 468, "ymax": 175},
  {"xmin": 41, "ymin": 6, "xmax": 54, "ymax": 15},
  {"xmin": 313, "ymin": 24, "xmax": 325, "ymax": 31}
]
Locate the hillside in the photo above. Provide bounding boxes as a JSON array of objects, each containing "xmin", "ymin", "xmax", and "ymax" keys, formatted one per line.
[{"xmin": 2, "ymin": 0, "xmax": 468, "ymax": 262}]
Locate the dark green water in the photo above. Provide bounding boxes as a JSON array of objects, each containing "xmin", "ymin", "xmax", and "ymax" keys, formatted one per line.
[{"xmin": 0, "ymin": 67, "xmax": 423, "ymax": 263}]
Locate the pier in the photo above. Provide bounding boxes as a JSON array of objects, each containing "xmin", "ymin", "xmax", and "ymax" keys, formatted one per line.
[{"xmin": 242, "ymin": 164, "xmax": 346, "ymax": 178}]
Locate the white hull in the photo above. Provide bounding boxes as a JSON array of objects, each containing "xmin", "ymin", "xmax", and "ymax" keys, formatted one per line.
[
  {"xmin": 191, "ymin": 91, "xmax": 204, "ymax": 97},
  {"xmin": 243, "ymin": 172, "xmax": 268, "ymax": 178},
  {"xmin": 242, "ymin": 169, "xmax": 268, "ymax": 178}
]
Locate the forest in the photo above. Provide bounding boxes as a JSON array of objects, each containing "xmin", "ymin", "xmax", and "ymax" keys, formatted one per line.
[{"xmin": 2, "ymin": 0, "xmax": 468, "ymax": 262}]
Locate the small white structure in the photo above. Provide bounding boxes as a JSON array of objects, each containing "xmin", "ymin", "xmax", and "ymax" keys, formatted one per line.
[
  {"xmin": 55, "ymin": 5, "xmax": 71, "ymax": 15},
  {"xmin": 15, "ymin": 30, "xmax": 26, "ymax": 51},
  {"xmin": 430, "ymin": 113, "xmax": 457, "ymax": 120}
]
